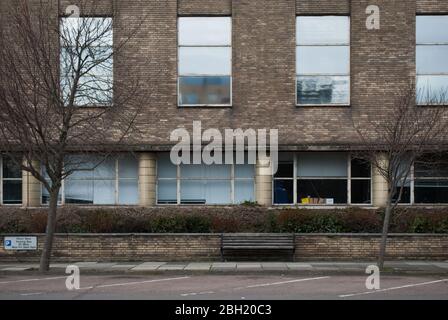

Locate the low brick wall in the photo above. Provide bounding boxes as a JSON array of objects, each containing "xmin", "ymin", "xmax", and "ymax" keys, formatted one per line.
[
  {"xmin": 0, "ymin": 233, "xmax": 447, "ymax": 262},
  {"xmin": 294, "ymin": 234, "xmax": 448, "ymax": 261},
  {"xmin": 0, "ymin": 234, "xmax": 222, "ymax": 262}
]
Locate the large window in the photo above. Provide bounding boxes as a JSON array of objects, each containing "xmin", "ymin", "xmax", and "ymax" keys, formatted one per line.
[
  {"xmin": 178, "ymin": 17, "xmax": 232, "ymax": 106},
  {"xmin": 273, "ymin": 153, "xmax": 371, "ymax": 205},
  {"xmin": 414, "ymin": 155, "xmax": 448, "ymax": 204},
  {"xmin": 416, "ymin": 16, "xmax": 448, "ymax": 104},
  {"xmin": 296, "ymin": 16, "xmax": 350, "ymax": 105},
  {"xmin": 42, "ymin": 154, "xmax": 138, "ymax": 205},
  {"xmin": 60, "ymin": 17, "xmax": 113, "ymax": 106},
  {"xmin": 157, "ymin": 153, "xmax": 254, "ymax": 204},
  {"xmin": 0, "ymin": 156, "xmax": 22, "ymax": 205}
]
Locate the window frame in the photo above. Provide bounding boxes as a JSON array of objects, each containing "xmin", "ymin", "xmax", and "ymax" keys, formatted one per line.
[
  {"xmin": 0, "ymin": 156, "xmax": 23, "ymax": 206},
  {"xmin": 416, "ymin": 15, "xmax": 448, "ymax": 106},
  {"xmin": 156, "ymin": 158, "xmax": 255, "ymax": 205},
  {"xmin": 272, "ymin": 153, "xmax": 372, "ymax": 206},
  {"xmin": 41, "ymin": 155, "xmax": 138, "ymax": 206},
  {"xmin": 295, "ymin": 16, "xmax": 351, "ymax": 107},
  {"xmin": 177, "ymin": 16, "xmax": 233, "ymax": 108}
]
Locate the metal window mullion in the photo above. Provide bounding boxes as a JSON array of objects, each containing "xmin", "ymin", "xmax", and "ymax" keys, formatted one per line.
[
  {"xmin": 177, "ymin": 164, "xmax": 181, "ymax": 205},
  {"xmin": 231, "ymin": 163, "xmax": 235, "ymax": 204},
  {"xmin": 115, "ymin": 158, "xmax": 119, "ymax": 205},
  {"xmin": 410, "ymin": 162, "xmax": 415, "ymax": 205},
  {"xmin": 0, "ymin": 156, "xmax": 3, "ymax": 205}
]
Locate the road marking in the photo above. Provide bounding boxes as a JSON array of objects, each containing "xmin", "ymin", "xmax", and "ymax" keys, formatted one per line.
[
  {"xmin": 234, "ymin": 276, "xmax": 330, "ymax": 290},
  {"xmin": 0, "ymin": 276, "xmax": 66, "ymax": 285},
  {"xmin": 339, "ymin": 278, "xmax": 448, "ymax": 298},
  {"xmin": 181, "ymin": 291, "xmax": 215, "ymax": 297},
  {"xmin": 20, "ymin": 292, "xmax": 44, "ymax": 296},
  {"xmin": 76, "ymin": 276, "xmax": 191, "ymax": 290}
]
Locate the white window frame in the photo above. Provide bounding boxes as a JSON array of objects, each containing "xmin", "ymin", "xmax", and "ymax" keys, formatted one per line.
[
  {"xmin": 272, "ymin": 153, "xmax": 372, "ymax": 206},
  {"xmin": 156, "ymin": 161, "xmax": 255, "ymax": 205},
  {"xmin": 177, "ymin": 17, "xmax": 233, "ymax": 107},
  {"xmin": 41, "ymin": 156, "xmax": 138, "ymax": 206},
  {"xmin": 296, "ymin": 16, "xmax": 351, "ymax": 107}
]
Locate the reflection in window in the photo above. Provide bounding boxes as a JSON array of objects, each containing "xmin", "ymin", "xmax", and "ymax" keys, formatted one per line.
[
  {"xmin": 416, "ymin": 16, "xmax": 448, "ymax": 104},
  {"xmin": 41, "ymin": 154, "xmax": 138, "ymax": 205},
  {"xmin": 178, "ymin": 17, "xmax": 231, "ymax": 106},
  {"xmin": 414, "ymin": 154, "xmax": 448, "ymax": 203},
  {"xmin": 156, "ymin": 153, "xmax": 254, "ymax": 205},
  {"xmin": 350, "ymin": 158, "xmax": 371, "ymax": 204},
  {"xmin": 1, "ymin": 156, "xmax": 22, "ymax": 205},
  {"xmin": 296, "ymin": 16, "xmax": 350, "ymax": 105}
]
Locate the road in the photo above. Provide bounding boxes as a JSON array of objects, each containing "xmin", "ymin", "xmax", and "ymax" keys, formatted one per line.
[{"xmin": 0, "ymin": 273, "xmax": 447, "ymax": 300}]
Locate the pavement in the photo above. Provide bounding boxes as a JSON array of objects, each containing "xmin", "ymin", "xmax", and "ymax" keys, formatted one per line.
[{"xmin": 0, "ymin": 260, "xmax": 448, "ymax": 275}]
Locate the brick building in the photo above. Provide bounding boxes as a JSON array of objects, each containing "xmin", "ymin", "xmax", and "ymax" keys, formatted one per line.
[{"xmin": 1, "ymin": 0, "xmax": 448, "ymax": 208}]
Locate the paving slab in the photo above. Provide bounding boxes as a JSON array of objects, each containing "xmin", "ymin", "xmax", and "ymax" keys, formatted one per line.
[
  {"xmin": 184, "ymin": 263, "xmax": 212, "ymax": 271},
  {"xmin": 237, "ymin": 263, "xmax": 262, "ymax": 271},
  {"xmin": 211, "ymin": 263, "xmax": 237, "ymax": 271},
  {"xmin": 286, "ymin": 263, "xmax": 313, "ymax": 270},
  {"xmin": 158, "ymin": 264, "xmax": 187, "ymax": 271},
  {"xmin": 261, "ymin": 263, "xmax": 288, "ymax": 271},
  {"xmin": 130, "ymin": 262, "xmax": 166, "ymax": 271}
]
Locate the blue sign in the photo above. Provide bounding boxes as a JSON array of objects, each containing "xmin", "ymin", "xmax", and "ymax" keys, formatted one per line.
[{"xmin": 5, "ymin": 240, "xmax": 12, "ymax": 247}]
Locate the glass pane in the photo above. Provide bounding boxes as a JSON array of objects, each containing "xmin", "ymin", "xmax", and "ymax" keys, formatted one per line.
[
  {"xmin": 417, "ymin": 45, "xmax": 448, "ymax": 74},
  {"xmin": 392, "ymin": 186, "xmax": 410, "ymax": 204},
  {"xmin": 65, "ymin": 179, "xmax": 94, "ymax": 204},
  {"xmin": 179, "ymin": 47, "xmax": 231, "ymax": 75},
  {"xmin": 181, "ymin": 163, "xmax": 231, "ymax": 179},
  {"xmin": 351, "ymin": 158, "xmax": 371, "ymax": 178},
  {"xmin": 415, "ymin": 180, "xmax": 448, "ymax": 204},
  {"xmin": 61, "ymin": 17, "xmax": 113, "ymax": 47},
  {"xmin": 297, "ymin": 46, "xmax": 349, "ymax": 74},
  {"xmin": 158, "ymin": 153, "xmax": 177, "ymax": 179},
  {"xmin": 118, "ymin": 155, "xmax": 138, "ymax": 179},
  {"xmin": 235, "ymin": 164, "xmax": 254, "ymax": 179},
  {"xmin": 297, "ymin": 152, "xmax": 348, "ymax": 177},
  {"xmin": 416, "ymin": 16, "xmax": 448, "ymax": 44},
  {"xmin": 297, "ymin": 16, "xmax": 350, "ymax": 45},
  {"xmin": 179, "ymin": 76, "xmax": 231, "ymax": 105},
  {"xmin": 179, "ymin": 17, "xmax": 231, "ymax": 46},
  {"xmin": 273, "ymin": 180, "xmax": 294, "ymax": 204},
  {"xmin": 2, "ymin": 157, "xmax": 21, "ymax": 179},
  {"xmin": 350, "ymin": 179, "xmax": 371, "ymax": 204},
  {"xmin": 235, "ymin": 180, "xmax": 255, "ymax": 204},
  {"xmin": 297, "ymin": 179, "xmax": 348, "ymax": 204},
  {"xmin": 417, "ymin": 75, "xmax": 448, "ymax": 104},
  {"xmin": 297, "ymin": 76, "xmax": 349, "ymax": 105},
  {"xmin": 41, "ymin": 182, "xmax": 62, "ymax": 205},
  {"xmin": 415, "ymin": 155, "xmax": 448, "ymax": 177},
  {"xmin": 3, "ymin": 181, "xmax": 22, "ymax": 204},
  {"xmin": 93, "ymin": 180, "xmax": 115, "ymax": 204},
  {"xmin": 118, "ymin": 180, "xmax": 138, "ymax": 205},
  {"xmin": 94, "ymin": 157, "xmax": 116, "ymax": 179},
  {"xmin": 180, "ymin": 180, "xmax": 231, "ymax": 204},
  {"xmin": 157, "ymin": 180, "xmax": 177, "ymax": 204}
]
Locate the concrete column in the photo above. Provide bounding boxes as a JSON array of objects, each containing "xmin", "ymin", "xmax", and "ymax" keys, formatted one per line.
[
  {"xmin": 255, "ymin": 155, "xmax": 272, "ymax": 206},
  {"xmin": 22, "ymin": 160, "xmax": 41, "ymax": 207},
  {"xmin": 372, "ymin": 153, "xmax": 389, "ymax": 207},
  {"xmin": 138, "ymin": 152, "xmax": 157, "ymax": 207}
]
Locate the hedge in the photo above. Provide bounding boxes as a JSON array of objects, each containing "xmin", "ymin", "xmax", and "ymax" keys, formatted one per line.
[{"xmin": 0, "ymin": 206, "xmax": 447, "ymax": 234}]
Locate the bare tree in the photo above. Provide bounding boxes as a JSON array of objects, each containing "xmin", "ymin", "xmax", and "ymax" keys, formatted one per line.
[
  {"xmin": 351, "ymin": 83, "xmax": 448, "ymax": 270},
  {"xmin": 0, "ymin": 0, "xmax": 145, "ymax": 271}
]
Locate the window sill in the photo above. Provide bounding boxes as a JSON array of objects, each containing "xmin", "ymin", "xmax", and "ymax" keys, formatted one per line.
[
  {"xmin": 296, "ymin": 104, "xmax": 351, "ymax": 108},
  {"xmin": 178, "ymin": 105, "xmax": 232, "ymax": 108}
]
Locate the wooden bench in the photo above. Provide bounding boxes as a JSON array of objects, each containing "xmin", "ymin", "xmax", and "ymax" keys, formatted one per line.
[{"xmin": 221, "ymin": 233, "xmax": 295, "ymax": 261}]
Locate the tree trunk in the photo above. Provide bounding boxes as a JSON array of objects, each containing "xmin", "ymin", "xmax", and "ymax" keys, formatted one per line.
[
  {"xmin": 378, "ymin": 201, "xmax": 392, "ymax": 270},
  {"xmin": 39, "ymin": 189, "xmax": 59, "ymax": 272}
]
